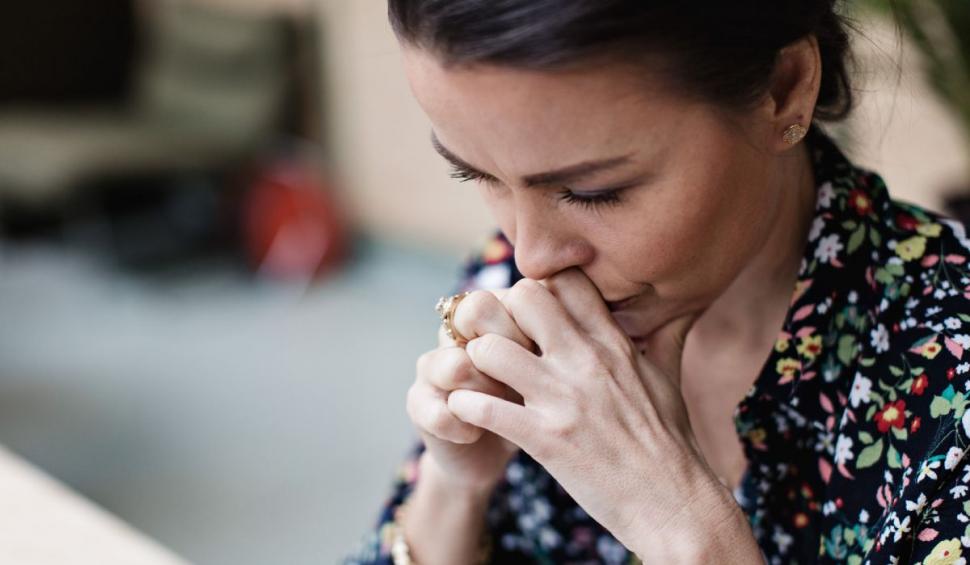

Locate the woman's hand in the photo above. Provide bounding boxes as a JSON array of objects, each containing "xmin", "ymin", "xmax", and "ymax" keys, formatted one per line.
[
  {"xmin": 444, "ymin": 269, "xmax": 760, "ymax": 562},
  {"xmin": 407, "ymin": 289, "xmax": 531, "ymax": 496}
]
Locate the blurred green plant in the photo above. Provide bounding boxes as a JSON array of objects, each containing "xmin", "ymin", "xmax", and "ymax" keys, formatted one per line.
[{"xmin": 861, "ymin": 0, "xmax": 970, "ymax": 140}]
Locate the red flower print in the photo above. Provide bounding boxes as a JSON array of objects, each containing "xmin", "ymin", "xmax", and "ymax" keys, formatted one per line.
[
  {"xmin": 911, "ymin": 416, "xmax": 921, "ymax": 433},
  {"xmin": 911, "ymin": 374, "xmax": 928, "ymax": 396},
  {"xmin": 849, "ymin": 189, "xmax": 872, "ymax": 215},
  {"xmin": 947, "ymin": 368, "xmax": 955, "ymax": 381},
  {"xmin": 874, "ymin": 399, "xmax": 906, "ymax": 433},
  {"xmin": 896, "ymin": 212, "xmax": 918, "ymax": 230}
]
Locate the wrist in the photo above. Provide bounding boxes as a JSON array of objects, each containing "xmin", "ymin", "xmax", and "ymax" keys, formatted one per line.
[
  {"xmin": 629, "ymin": 463, "xmax": 760, "ymax": 564},
  {"xmin": 417, "ymin": 452, "xmax": 500, "ymax": 504}
]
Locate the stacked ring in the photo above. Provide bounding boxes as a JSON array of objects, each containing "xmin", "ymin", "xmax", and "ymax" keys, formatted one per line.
[{"xmin": 435, "ymin": 291, "xmax": 472, "ymax": 346}]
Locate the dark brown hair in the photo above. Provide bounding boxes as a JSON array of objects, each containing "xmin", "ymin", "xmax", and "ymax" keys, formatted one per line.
[{"xmin": 388, "ymin": 1, "xmax": 855, "ymax": 121}]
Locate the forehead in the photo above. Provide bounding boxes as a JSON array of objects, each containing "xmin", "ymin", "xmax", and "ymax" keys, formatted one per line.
[{"xmin": 401, "ymin": 47, "xmax": 692, "ymax": 170}]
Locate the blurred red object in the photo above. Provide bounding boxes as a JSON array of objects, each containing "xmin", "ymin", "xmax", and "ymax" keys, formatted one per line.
[{"xmin": 242, "ymin": 157, "xmax": 348, "ymax": 280}]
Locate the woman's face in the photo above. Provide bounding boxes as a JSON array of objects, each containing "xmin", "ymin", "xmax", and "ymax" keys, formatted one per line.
[{"xmin": 402, "ymin": 48, "xmax": 790, "ymax": 340}]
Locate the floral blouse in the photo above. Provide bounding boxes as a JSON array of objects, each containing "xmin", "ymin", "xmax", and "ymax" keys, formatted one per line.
[{"xmin": 345, "ymin": 128, "xmax": 970, "ymax": 565}]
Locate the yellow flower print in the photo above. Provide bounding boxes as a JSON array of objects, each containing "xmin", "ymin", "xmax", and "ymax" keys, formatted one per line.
[
  {"xmin": 921, "ymin": 342, "xmax": 943, "ymax": 360},
  {"xmin": 896, "ymin": 236, "xmax": 927, "ymax": 261},
  {"xmin": 776, "ymin": 357, "xmax": 801, "ymax": 383},
  {"xmin": 797, "ymin": 334, "xmax": 823, "ymax": 361},
  {"xmin": 917, "ymin": 223, "xmax": 943, "ymax": 237},
  {"xmin": 925, "ymin": 538, "xmax": 963, "ymax": 565},
  {"xmin": 775, "ymin": 338, "xmax": 790, "ymax": 353},
  {"xmin": 747, "ymin": 427, "xmax": 767, "ymax": 450}
]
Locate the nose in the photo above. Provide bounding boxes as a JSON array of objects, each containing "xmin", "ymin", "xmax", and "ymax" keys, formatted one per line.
[{"xmin": 511, "ymin": 211, "xmax": 591, "ymax": 281}]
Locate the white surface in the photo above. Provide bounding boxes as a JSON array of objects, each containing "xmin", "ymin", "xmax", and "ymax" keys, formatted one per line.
[{"xmin": 0, "ymin": 444, "xmax": 188, "ymax": 565}]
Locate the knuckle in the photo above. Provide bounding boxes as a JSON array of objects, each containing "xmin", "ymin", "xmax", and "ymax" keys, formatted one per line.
[
  {"xmin": 405, "ymin": 383, "xmax": 426, "ymax": 422},
  {"xmin": 505, "ymin": 278, "xmax": 544, "ymax": 308},
  {"xmin": 448, "ymin": 354, "xmax": 476, "ymax": 387},
  {"xmin": 426, "ymin": 401, "xmax": 456, "ymax": 436},
  {"xmin": 467, "ymin": 396, "xmax": 494, "ymax": 429},
  {"xmin": 511, "ymin": 278, "xmax": 544, "ymax": 299},
  {"xmin": 415, "ymin": 350, "xmax": 433, "ymax": 378},
  {"xmin": 471, "ymin": 332, "xmax": 500, "ymax": 358},
  {"xmin": 545, "ymin": 409, "xmax": 580, "ymax": 444},
  {"xmin": 459, "ymin": 290, "xmax": 496, "ymax": 322}
]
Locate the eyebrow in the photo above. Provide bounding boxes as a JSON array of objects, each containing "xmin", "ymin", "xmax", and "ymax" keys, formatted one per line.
[{"xmin": 430, "ymin": 131, "xmax": 634, "ymax": 188}]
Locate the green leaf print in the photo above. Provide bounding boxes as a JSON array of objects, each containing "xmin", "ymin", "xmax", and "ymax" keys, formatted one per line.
[
  {"xmin": 848, "ymin": 224, "xmax": 866, "ymax": 253},
  {"xmin": 838, "ymin": 335, "xmax": 857, "ymax": 365},
  {"xmin": 930, "ymin": 395, "xmax": 952, "ymax": 417},
  {"xmin": 888, "ymin": 444, "xmax": 902, "ymax": 468},
  {"xmin": 857, "ymin": 438, "xmax": 884, "ymax": 469}
]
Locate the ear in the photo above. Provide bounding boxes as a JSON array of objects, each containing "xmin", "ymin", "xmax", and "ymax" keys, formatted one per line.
[{"xmin": 762, "ymin": 35, "xmax": 823, "ymax": 152}]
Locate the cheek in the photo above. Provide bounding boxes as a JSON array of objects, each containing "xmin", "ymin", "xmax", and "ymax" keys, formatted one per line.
[{"xmin": 602, "ymin": 161, "xmax": 767, "ymax": 292}]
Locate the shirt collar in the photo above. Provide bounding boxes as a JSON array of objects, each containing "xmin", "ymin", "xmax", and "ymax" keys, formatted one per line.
[{"xmin": 735, "ymin": 125, "xmax": 891, "ymax": 426}]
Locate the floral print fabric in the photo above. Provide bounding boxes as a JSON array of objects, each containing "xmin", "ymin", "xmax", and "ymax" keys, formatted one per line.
[{"xmin": 344, "ymin": 128, "xmax": 970, "ymax": 564}]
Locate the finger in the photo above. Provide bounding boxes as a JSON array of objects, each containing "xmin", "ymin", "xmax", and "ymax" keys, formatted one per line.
[
  {"xmin": 637, "ymin": 312, "xmax": 699, "ymax": 386},
  {"xmin": 539, "ymin": 268, "xmax": 628, "ymax": 347},
  {"xmin": 418, "ymin": 347, "xmax": 507, "ymax": 398},
  {"xmin": 452, "ymin": 289, "xmax": 536, "ymax": 353},
  {"xmin": 501, "ymin": 278, "xmax": 583, "ymax": 355},
  {"xmin": 406, "ymin": 381, "xmax": 484, "ymax": 444},
  {"xmin": 447, "ymin": 389, "xmax": 534, "ymax": 451},
  {"xmin": 465, "ymin": 333, "xmax": 546, "ymax": 400}
]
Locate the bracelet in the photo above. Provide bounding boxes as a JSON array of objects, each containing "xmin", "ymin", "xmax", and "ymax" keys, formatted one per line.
[{"xmin": 389, "ymin": 496, "xmax": 493, "ymax": 565}]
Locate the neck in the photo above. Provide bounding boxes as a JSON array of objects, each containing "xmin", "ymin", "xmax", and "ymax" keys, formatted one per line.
[{"xmin": 692, "ymin": 142, "xmax": 818, "ymax": 350}]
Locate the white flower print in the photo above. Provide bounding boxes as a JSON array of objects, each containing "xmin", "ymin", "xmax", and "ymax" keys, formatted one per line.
[
  {"xmin": 835, "ymin": 435, "xmax": 854, "ymax": 465},
  {"xmin": 850, "ymin": 373, "xmax": 873, "ymax": 408},
  {"xmin": 917, "ymin": 460, "xmax": 941, "ymax": 483},
  {"xmin": 871, "ymin": 324, "xmax": 890, "ymax": 354},
  {"xmin": 960, "ymin": 362, "xmax": 970, "ymax": 375},
  {"xmin": 952, "ymin": 485, "xmax": 969, "ymax": 498},
  {"xmin": 859, "ymin": 509, "xmax": 870, "ymax": 524},
  {"xmin": 946, "ymin": 447, "xmax": 967, "ymax": 471},
  {"xmin": 815, "ymin": 234, "xmax": 844, "ymax": 264},
  {"xmin": 817, "ymin": 181, "xmax": 835, "ymax": 208},
  {"xmin": 892, "ymin": 515, "xmax": 911, "ymax": 542},
  {"xmin": 956, "ymin": 335, "xmax": 970, "ymax": 349},
  {"xmin": 947, "ymin": 317, "xmax": 964, "ymax": 330},
  {"xmin": 772, "ymin": 527, "xmax": 794, "ymax": 554},
  {"xmin": 809, "ymin": 216, "xmax": 826, "ymax": 242},
  {"xmin": 905, "ymin": 493, "xmax": 928, "ymax": 514},
  {"xmin": 597, "ymin": 536, "xmax": 628, "ymax": 565}
]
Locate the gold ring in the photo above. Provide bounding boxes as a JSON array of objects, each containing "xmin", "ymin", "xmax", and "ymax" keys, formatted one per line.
[{"xmin": 435, "ymin": 291, "xmax": 471, "ymax": 346}]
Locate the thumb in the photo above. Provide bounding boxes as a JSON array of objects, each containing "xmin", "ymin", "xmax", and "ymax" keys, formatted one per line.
[{"xmin": 638, "ymin": 312, "xmax": 698, "ymax": 387}]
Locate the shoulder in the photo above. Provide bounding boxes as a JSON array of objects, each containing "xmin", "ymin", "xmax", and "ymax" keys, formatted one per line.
[{"xmin": 859, "ymin": 197, "xmax": 970, "ymax": 458}]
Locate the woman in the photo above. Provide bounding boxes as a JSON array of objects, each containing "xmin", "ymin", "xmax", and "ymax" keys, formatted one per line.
[{"xmin": 347, "ymin": 2, "xmax": 970, "ymax": 564}]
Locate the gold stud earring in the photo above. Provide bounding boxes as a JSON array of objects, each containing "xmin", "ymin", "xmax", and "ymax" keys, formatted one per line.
[{"xmin": 783, "ymin": 123, "xmax": 808, "ymax": 146}]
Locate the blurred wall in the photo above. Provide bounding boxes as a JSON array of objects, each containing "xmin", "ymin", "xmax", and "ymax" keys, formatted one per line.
[
  {"xmin": 843, "ymin": 11, "xmax": 970, "ymax": 213},
  {"xmin": 316, "ymin": 0, "xmax": 496, "ymax": 254},
  {"xmin": 314, "ymin": 3, "xmax": 970, "ymax": 254}
]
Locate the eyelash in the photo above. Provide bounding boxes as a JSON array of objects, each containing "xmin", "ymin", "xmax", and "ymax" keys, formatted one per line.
[{"xmin": 448, "ymin": 165, "xmax": 625, "ymax": 210}]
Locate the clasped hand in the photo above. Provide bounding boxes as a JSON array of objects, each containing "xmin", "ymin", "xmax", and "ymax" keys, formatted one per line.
[{"xmin": 441, "ymin": 267, "xmax": 721, "ymax": 555}]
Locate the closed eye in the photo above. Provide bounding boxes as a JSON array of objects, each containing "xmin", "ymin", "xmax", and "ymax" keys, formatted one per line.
[
  {"xmin": 557, "ymin": 188, "xmax": 625, "ymax": 209},
  {"xmin": 449, "ymin": 162, "xmax": 631, "ymax": 210},
  {"xmin": 448, "ymin": 163, "xmax": 497, "ymax": 184}
]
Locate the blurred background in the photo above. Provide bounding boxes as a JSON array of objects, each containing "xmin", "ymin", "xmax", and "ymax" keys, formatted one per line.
[{"xmin": 0, "ymin": 1, "xmax": 967, "ymax": 564}]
